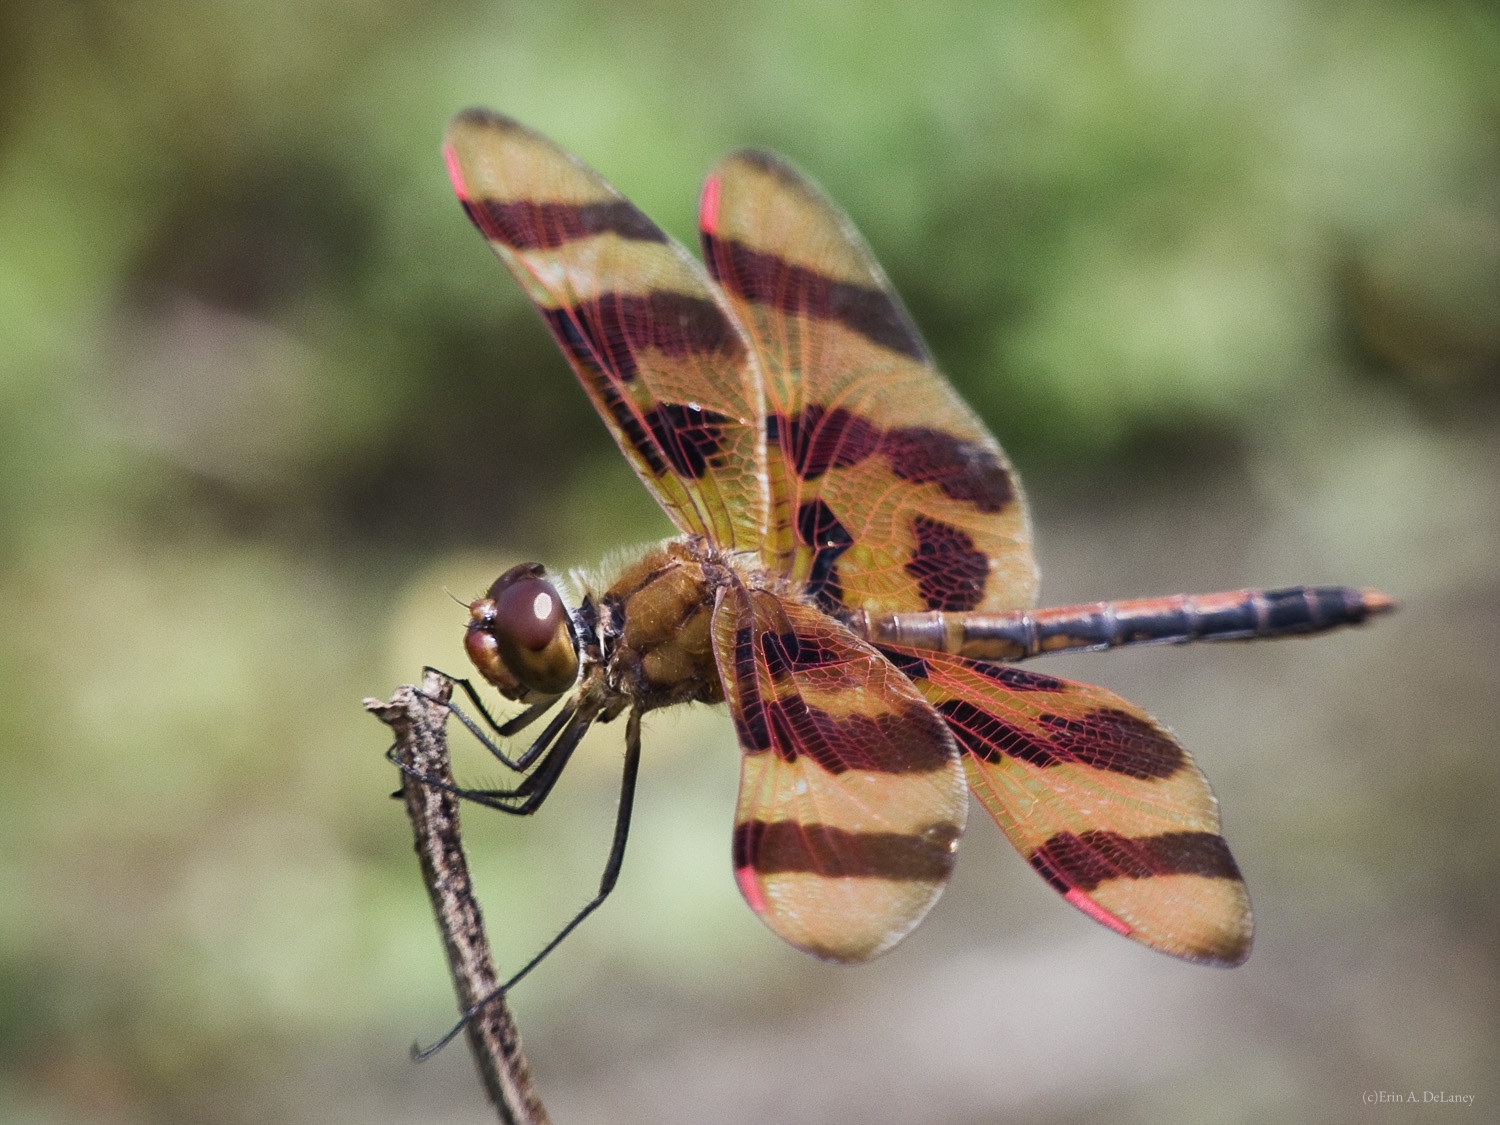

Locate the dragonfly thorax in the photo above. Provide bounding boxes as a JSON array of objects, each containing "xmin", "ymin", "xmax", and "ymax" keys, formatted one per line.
[{"xmin": 589, "ymin": 539, "xmax": 728, "ymax": 712}]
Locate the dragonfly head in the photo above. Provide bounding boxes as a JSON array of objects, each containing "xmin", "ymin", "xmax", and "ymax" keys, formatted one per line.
[{"xmin": 465, "ymin": 563, "xmax": 580, "ymax": 700}]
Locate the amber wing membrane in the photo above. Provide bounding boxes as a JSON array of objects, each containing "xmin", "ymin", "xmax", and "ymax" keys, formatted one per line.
[
  {"xmin": 710, "ymin": 584, "xmax": 968, "ymax": 961},
  {"xmin": 699, "ymin": 152, "xmax": 1037, "ymax": 613},
  {"xmin": 444, "ymin": 110, "xmax": 768, "ymax": 550},
  {"xmin": 880, "ymin": 645, "xmax": 1252, "ymax": 965}
]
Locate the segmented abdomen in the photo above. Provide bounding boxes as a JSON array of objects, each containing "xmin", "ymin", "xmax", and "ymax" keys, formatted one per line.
[{"xmin": 854, "ymin": 586, "xmax": 1395, "ymax": 662}]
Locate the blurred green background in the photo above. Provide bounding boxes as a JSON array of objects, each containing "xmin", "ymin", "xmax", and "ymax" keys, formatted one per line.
[{"xmin": 3, "ymin": 0, "xmax": 1497, "ymax": 1121}]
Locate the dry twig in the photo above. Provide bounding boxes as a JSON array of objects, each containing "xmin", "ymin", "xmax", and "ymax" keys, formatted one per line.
[{"xmin": 365, "ymin": 670, "xmax": 550, "ymax": 1125}]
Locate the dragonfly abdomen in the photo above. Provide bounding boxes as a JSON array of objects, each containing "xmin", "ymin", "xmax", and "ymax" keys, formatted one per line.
[{"xmin": 856, "ymin": 586, "xmax": 1395, "ymax": 662}]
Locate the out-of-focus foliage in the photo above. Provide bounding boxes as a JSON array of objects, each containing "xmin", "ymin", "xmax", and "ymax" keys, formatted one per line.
[{"xmin": 1, "ymin": 1, "xmax": 1496, "ymax": 1122}]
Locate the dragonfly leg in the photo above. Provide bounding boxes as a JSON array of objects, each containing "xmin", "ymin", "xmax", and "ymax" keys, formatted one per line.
[
  {"xmin": 412, "ymin": 706, "xmax": 644, "ymax": 1061},
  {"xmin": 418, "ymin": 666, "xmax": 565, "ymax": 766},
  {"xmin": 389, "ymin": 701, "xmax": 591, "ymax": 816}
]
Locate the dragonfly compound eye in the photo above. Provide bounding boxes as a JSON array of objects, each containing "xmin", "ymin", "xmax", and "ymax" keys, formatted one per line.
[{"xmin": 465, "ymin": 563, "xmax": 579, "ymax": 698}]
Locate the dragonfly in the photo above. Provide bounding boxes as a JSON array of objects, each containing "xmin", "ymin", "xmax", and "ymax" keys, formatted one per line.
[{"xmin": 432, "ymin": 109, "xmax": 1392, "ymax": 1002}]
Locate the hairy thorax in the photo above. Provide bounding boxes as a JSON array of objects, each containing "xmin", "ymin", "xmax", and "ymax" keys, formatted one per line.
[{"xmin": 590, "ymin": 538, "xmax": 747, "ymax": 710}]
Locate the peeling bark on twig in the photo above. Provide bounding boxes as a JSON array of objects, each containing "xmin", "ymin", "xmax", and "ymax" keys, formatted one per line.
[{"xmin": 366, "ymin": 671, "xmax": 550, "ymax": 1125}]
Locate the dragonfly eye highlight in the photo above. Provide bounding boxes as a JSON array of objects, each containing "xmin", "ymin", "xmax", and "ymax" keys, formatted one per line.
[{"xmin": 465, "ymin": 563, "xmax": 579, "ymax": 699}]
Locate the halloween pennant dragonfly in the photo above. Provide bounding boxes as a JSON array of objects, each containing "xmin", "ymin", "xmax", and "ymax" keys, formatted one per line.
[{"xmin": 435, "ymin": 109, "xmax": 1392, "ymax": 984}]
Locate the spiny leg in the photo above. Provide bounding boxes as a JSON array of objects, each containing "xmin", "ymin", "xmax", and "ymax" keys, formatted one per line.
[
  {"xmin": 436, "ymin": 693, "xmax": 575, "ymax": 775},
  {"xmin": 413, "ymin": 706, "xmax": 646, "ymax": 1061},
  {"xmin": 488, "ymin": 704, "xmax": 596, "ymax": 815},
  {"xmin": 417, "ymin": 665, "xmax": 566, "ymax": 766},
  {"xmin": 388, "ymin": 701, "xmax": 589, "ymax": 816}
]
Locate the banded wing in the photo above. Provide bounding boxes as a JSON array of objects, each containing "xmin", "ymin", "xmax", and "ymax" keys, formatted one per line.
[
  {"xmin": 445, "ymin": 110, "xmax": 768, "ymax": 550},
  {"xmin": 710, "ymin": 584, "xmax": 967, "ymax": 961},
  {"xmin": 881, "ymin": 645, "xmax": 1252, "ymax": 965},
  {"xmin": 700, "ymin": 152, "xmax": 1036, "ymax": 612}
]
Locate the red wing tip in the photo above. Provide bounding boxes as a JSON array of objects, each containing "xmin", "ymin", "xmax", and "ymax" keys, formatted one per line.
[
  {"xmin": 1359, "ymin": 588, "xmax": 1397, "ymax": 616},
  {"xmin": 441, "ymin": 143, "xmax": 469, "ymax": 200},
  {"xmin": 1062, "ymin": 889, "xmax": 1252, "ymax": 966},
  {"xmin": 734, "ymin": 865, "xmax": 767, "ymax": 914},
  {"xmin": 443, "ymin": 108, "xmax": 528, "ymax": 202},
  {"xmin": 1063, "ymin": 888, "xmax": 1133, "ymax": 937},
  {"xmin": 699, "ymin": 173, "xmax": 722, "ymax": 235}
]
